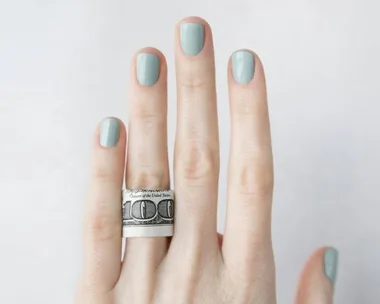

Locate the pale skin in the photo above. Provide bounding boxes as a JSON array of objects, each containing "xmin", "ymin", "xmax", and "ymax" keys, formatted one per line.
[{"xmin": 76, "ymin": 17, "xmax": 337, "ymax": 304}]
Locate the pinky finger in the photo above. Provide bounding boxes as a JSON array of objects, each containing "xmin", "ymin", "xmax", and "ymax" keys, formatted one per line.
[
  {"xmin": 80, "ymin": 118, "xmax": 126, "ymax": 295},
  {"xmin": 296, "ymin": 247, "xmax": 339, "ymax": 304}
]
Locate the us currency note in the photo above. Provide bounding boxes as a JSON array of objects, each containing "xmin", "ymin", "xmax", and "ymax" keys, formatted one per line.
[{"xmin": 122, "ymin": 189, "xmax": 174, "ymax": 237}]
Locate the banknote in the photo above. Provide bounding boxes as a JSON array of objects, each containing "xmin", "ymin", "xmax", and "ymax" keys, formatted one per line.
[{"xmin": 122, "ymin": 189, "xmax": 174, "ymax": 237}]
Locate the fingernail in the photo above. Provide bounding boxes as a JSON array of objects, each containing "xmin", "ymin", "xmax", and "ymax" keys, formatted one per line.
[
  {"xmin": 231, "ymin": 50, "xmax": 255, "ymax": 84},
  {"xmin": 180, "ymin": 22, "xmax": 205, "ymax": 56},
  {"xmin": 100, "ymin": 118, "xmax": 120, "ymax": 147},
  {"xmin": 137, "ymin": 53, "xmax": 160, "ymax": 86},
  {"xmin": 324, "ymin": 247, "xmax": 339, "ymax": 284}
]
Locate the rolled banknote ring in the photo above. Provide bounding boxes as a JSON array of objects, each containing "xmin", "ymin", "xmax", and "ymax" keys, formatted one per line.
[{"xmin": 122, "ymin": 189, "xmax": 175, "ymax": 238}]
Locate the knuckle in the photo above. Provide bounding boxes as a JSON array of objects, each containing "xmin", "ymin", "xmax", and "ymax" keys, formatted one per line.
[
  {"xmin": 221, "ymin": 269, "xmax": 252, "ymax": 303},
  {"xmin": 132, "ymin": 104, "xmax": 160, "ymax": 128},
  {"xmin": 129, "ymin": 168, "xmax": 168, "ymax": 189},
  {"xmin": 233, "ymin": 263, "xmax": 276, "ymax": 303},
  {"xmin": 179, "ymin": 76, "xmax": 210, "ymax": 90},
  {"xmin": 236, "ymin": 154, "xmax": 273, "ymax": 199},
  {"xmin": 85, "ymin": 210, "xmax": 120, "ymax": 242},
  {"xmin": 93, "ymin": 166, "xmax": 118, "ymax": 185},
  {"xmin": 223, "ymin": 253, "xmax": 275, "ymax": 301},
  {"xmin": 178, "ymin": 141, "xmax": 218, "ymax": 183}
]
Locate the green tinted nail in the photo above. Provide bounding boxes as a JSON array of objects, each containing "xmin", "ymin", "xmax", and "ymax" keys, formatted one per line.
[
  {"xmin": 231, "ymin": 51, "xmax": 255, "ymax": 84},
  {"xmin": 137, "ymin": 53, "xmax": 160, "ymax": 86},
  {"xmin": 180, "ymin": 23, "xmax": 205, "ymax": 56},
  {"xmin": 324, "ymin": 248, "xmax": 339, "ymax": 284},
  {"xmin": 100, "ymin": 118, "xmax": 120, "ymax": 147}
]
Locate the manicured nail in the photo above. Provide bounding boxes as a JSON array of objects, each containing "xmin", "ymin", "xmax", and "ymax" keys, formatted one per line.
[
  {"xmin": 137, "ymin": 53, "xmax": 160, "ymax": 86},
  {"xmin": 231, "ymin": 51, "xmax": 255, "ymax": 84},
  {"xmin": 100, "ymin": 118, "xmax": 120, "ymax": 147},
  {"xmin": 180, "ymin": 22, "xmax": 205, "ymax": 56},
  {"xmin": 324, "ymin": 248, "xmax": 339, "ymax": 284}
]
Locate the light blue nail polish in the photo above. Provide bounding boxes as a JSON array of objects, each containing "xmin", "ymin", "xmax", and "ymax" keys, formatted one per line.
[
  {"xmin": 231, "ymin": 51, "xmax": 255, "ymax": 84},
  {"xmin": 180, "ymin": 23, "xmax": 205, "ymax": 56},
  {"xmin": 100, "ymin": 118, "xmax": 120, "ymax": 147},
  {"xmin": 137, "ymin": 53, "xmax": 160, "ymax": 86},
  {"xmin": 324, "ymin": 248, "xmax": 339, "ymax": 284}
]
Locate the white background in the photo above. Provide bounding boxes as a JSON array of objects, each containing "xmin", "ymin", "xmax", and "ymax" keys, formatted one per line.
[{"xmin": 1, "ymin": 0, "xmax": 379, "ymax": 303}]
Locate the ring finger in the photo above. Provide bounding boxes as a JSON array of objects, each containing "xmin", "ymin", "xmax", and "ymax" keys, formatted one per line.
[{"xmin": 118, "ymin": 48, "xmax": 170, "ymax": 301}]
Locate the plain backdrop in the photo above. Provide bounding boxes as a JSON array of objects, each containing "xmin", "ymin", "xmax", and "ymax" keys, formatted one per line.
[{"xmin": 1, "ymin": 0, "xmax": 379, "ymax": 303}]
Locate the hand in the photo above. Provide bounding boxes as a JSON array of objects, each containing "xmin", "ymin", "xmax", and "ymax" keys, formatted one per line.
[{"xmin": 76, "ymin": 17, "xmax": 339, "ymax": 304}]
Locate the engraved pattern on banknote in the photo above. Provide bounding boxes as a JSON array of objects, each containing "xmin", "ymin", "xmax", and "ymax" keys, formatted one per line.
[{"xmin": 122, "ymin": 190, "xmax": 174, "ymax": 227}]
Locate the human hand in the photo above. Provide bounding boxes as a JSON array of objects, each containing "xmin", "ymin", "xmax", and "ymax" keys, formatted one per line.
[{"xmin": 76, "ymin": 17, "xmax": 339, "ymax": 304}]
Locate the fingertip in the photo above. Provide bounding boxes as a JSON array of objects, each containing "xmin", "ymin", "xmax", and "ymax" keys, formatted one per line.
[
  {"xmin": 324, "ymin": 247, "xmax": 339, "ymax": 284},
  {"xmin": 175, "ymin": 16, "xmax": 213, "ymax": 58},
  {"xmin": 133, "ymin": 47, "xmax": 167, "ymax": 63},
  {"xmin": 296, "ymin": 247, "xmax": 339, "ymax": 304},
  {"xmin": 95, "ymin": 117, "xmax": 126, "ymax": 149},
  {"xmin": 228, "ymin": 50, "xmax": 265, "ymax": 87},
  {"xmin": 91, "ymin": 117, "xmax": 127, "ymax": 185},
  {"xmin": 176, "ymin": 16, "xmax": 212, "ymax": 34},
  {"xmin": 131, "ymin": 47, "xmax": 167, "ymax": 87}
]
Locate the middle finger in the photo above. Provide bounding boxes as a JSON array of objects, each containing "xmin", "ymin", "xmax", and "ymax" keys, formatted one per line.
[{"xmin": 171, "ymin": 17, "xmax": 219, "ymax": 257}]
